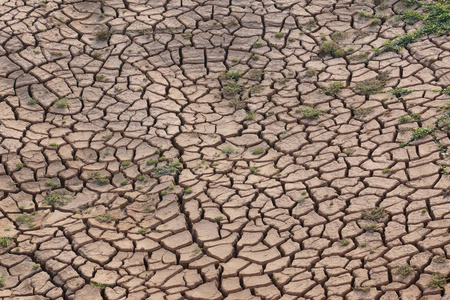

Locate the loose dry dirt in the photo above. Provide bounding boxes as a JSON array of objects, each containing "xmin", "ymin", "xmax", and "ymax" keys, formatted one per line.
[{"xmin": 1, "ymin": 0, "xmax": 450, "ymax": 299}]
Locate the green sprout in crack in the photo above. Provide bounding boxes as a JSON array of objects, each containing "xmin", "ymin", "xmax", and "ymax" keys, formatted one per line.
[
  {"xmin": 224, "ymin": 69, "xmax": 242, "ymax": 80},
  {"xmin": 250, "ymin": 167, "xmax": 260, "ymax": 173},
  {"xmin": 16, "ymin": 213, "xmax": 35, "ymax": 228},
  {"xmin": 245, "ymin": 111, "xmax": 256, "ymax": 120},
  {"xmin": 53, "ymin": 97, "xmax": 69, "ymax": 108},
  {"xmin": 89, "ymin": 172, "xmax": 109, "ymax": 186},
  {"xmin": 353, "ymin": 286, "xmax": 370, "ymax": 292},
  {"xmin": 388, "ymin": 87, "xmax": 415, "ymax": 97},
  {"xmin": 95, "ymin": 26, "xmax": 112, "ymax": 41},
  {"xmin": 90, "ymin": 282, "xmax": 107, "ymax": 289},
  {"xmin": 42, "ymin": 193, "xmax": 72, "ymax": 207},
  {"xmin": 361, "ymin": 207, "xmax": 386, "ymax": 221},
  {"xmin": 223, "ymin": 81, "xmax": 243, "ymax": 96},
  {"xmin": 305, "ymin": 68, "xmax": 316, "ymax": 77},
  {"xmin": 221, "ymin": 145, "xmax": 235, "ymax": 156},
  {"xmin": 427, "ymin": 273, "xmax": 447, "ymax": 290},
  {"xmin": 370, "ymin": 1, "xmax": 450, "ymax": 61},
  {"xmin": 339, "ymin": 239, "xmax": 350, "ymax": 246},
  {"xmin": 0, "ymin": 236, "xmax": 12, "ymax": 248},
  {"xmin": 323, "ymin": 82, "xmax": 343, "ymax": 97},
  {"xmin": 319, "ymin": 41, "xmax": 346, "ymax": 58},
  {"xmin": 45, "ymin": 180, "xmax": 58, "ymax": 187},
  {"xmin": 153, "ymin": 159, "xmax": 182, "ymax": 177},
  {"xmin": 354, "ymin": 73, "xmax": 389, "ymax": 96},
  {"xmin": 296, "ymin": 107, "xmax": 325, "ymax": 120},
  {"xmin": 362, "ymin": 223, "xmax": 379, "ymax": 232},
  {"xmin": 394, "ymin": 264, "xmax": 415, "ymax": 278},
  {"xmin": 96, "ymin": 212, "xmax": 115, "ymax": 223},
  {"xmin": 252, "ymin": 148, "xmax": 264, "ymax": 155}
]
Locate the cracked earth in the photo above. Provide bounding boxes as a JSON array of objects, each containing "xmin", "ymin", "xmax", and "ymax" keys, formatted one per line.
[{"xmin": 1, "ymin": 0, "xmax": 450, "ymax": 299}]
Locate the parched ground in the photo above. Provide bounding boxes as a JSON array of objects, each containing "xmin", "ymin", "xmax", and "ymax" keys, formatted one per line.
[{"xmin": 1, "ymin": 0, "xmax": 450, "ymax": 299}]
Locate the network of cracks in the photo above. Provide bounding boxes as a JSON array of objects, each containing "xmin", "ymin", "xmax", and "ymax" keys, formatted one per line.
[{"xmin": 0, "ymin": 0, "xmax": 450, "ymax": 299}]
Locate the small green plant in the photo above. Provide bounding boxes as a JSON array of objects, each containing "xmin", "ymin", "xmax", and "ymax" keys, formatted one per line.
[
  {"xmin": 296, "ymin": 198, "xmax": 306, "ymax": 205},
  {"xmin": 250, "ymin": 167, "xmax": 260, "ymax": 173},
  {"xmin": 54, "ymin": 97, "xmax": 69, "ymax": 108},
  {"xmin": 223, "ymin": 81, "xmax": 243, "ymax": 97},
  {"xmin": 231, "ymin": 58, "xmax": 239, "ymax": 63},
  {"xmin": 252, "ymin": 148, "xmax": 264, "ymax": 155},
  {"xmin": 224, "ymin": 69, "xmax": 242, "ymax": 80},
  {"xmin": 319, "ymin": 41, "xmax": 345, "ymax": 57},
  {"xmin": 305, "ymin": 68, "xmax": 316, "ymax": 77},
  {"xmin": 95, "ymin": 26, "xmax": 112, "ymax": 41},
  {"xmin": 153, "ymin": 159, "xmax": 182, "ymax": 176},
  {"xmin": 193, "ymin": 247, "xmax": 202, "ymax": 254},
  {"xmin": 28, "ymin": 98, "xmax": 39, "ymax": 105},
  {"xmin": 214, "ymin": 216, "xmax": 223, "ymax": 222},
  {"xmin": 400, "ymin": 127, "xmax": 435, "ymax": 147},
  {"xmin": 369, "ymin": 18, "xmax": 381, "ymax": 26},
  {"xmin": 248, "ymin": 69, "xmax": 264, "ymax": 80},
  {"xmin": 16, "ymin": 213, "xmax": 35, "ymax": 228},
  {"xmin": 137, "ymin": 175, "xmax": 148, "ymax": 182},
  {"xmin": 323, "ymin": 82, "xmax": 343, "ymax": 97},
  {"xmin": 16, "ymin": 162, "xmax": 23, "ymax": 169},
  {"xmin": 398, "ymin": 115, "xmax": 413, "ymax": 123},
  {"xmin": 362, "ymin": 223, "xmax": 379, "ymax": 232},
  {"xmin": 121, "ymin": 161, "xmax": 131, "ymax": 167},
  {"xmin": 388, "ymin": 87, "xmax": 415, "ymax": 97},
  {"xmin": 0, "ymin": 275, "xmax": 4, "ymax": 287},
  {"xmin": 427, "ymin": 273, "xmax": 447, "ymax": 289},
  {"xmin": 370, "ymin": 1, "xmax": 450, "ymax": 60},
  {"xmin": 361, "ymin": 207, "xmax": 386, "ymax": 221},
  {"xmin": 275, "ymin": 32, "xmax": 284, "ymax": 38},
  {"xmin": 45, "ymin": 180, "xmax": 58, "ymax": 187},
  {"xmin": 339, "ymin": 240, "xmax": 350, "ymax": 246},
  {"xmin": 92, "ymin": 51, "xmax": 102, "ymax": 59},
  {"xmin": 89, "ymin": 172, "xmax": 109, "ymax": 186},
  {"xmin": 146, "ymin": 158, "xmax": 158, "ymax": 166},
  {"xmin": 352, "ymin": 106, "xmax": 373, "ymax": 117},
  {"xmin": 184, "ymin": 188, "xmax": 193, "ymax": 194},
  {"xmin": 354, "ymin": 73, "xmax": 388, "ymax": 96},
  {"xmin": 245, "ymin": 111, "xmax": 256, "ymax": 120},
  {"xmin": 433, "ymin": 256, "xmax": 447, "ymax": 263},
  {"xmin": 440, "ymin": 87, "xmax": 450, "ymax": 95},
  {"xmin": 353, "ymin": 286, "xmax": 370, "ymax": 292},
  {"xmin": 296, "ymin": 107, "xmax": 325, "ymax": 119},
  {"xmin": 251, "ymin": 55, "xmax": 259, "ymax": 61},
  {"xmin": 43, "ymin": 193, "xmax": 71, "ymax": 207},
  {"xmin": 32, "ymin": 264, "xmax": 40, "ymax": 270},
  {"xmin": 394, "ymin": 264, "xmax": 415, "ymax": 278},
  {"xmin": 221, "ymin": 145, "xmax": 235, "ymax": 156},
  {"xmin": 212, "ymin": 162, "xmax": 219, "ymax": 166},
  {"xmin": 96, "ymin": 212, "xmax": 115, "ymax": 223},
  {"xmin": 253, "ymin": 40, "xmax": 263, "ymax": 48},
  {"xmin": 90, "ymin": 282, "xmax": 107, "ymax": 289},
  {"xmin": 0, "ymin": 236, "xmax": 12, "ymax": 247},
  {"xmin": 96, "ymin": 74, "xmax": 105, "ymax": 80},
  {"xmin": 138, "ymin": 228, "xmax": 147, "ymax": 234},
  {"xmin": 49, "ymin": 142, "xmax": 58, "ymax": 147},
  {"xmin": 120, "ymin": 180, "xmax": 128, "ymax": 186},
  {"xmin": 382, "ymin": 168, "xmax": 391, "ymax": 174}
]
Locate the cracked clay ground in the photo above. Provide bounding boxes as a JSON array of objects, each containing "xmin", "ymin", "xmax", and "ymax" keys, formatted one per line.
[{"xmin": 1, "ymin": 0, "xmax": 450, "ymax": 299}]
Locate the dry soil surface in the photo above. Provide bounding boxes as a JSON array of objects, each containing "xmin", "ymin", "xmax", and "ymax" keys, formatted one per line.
[{"xmin": 1, "ymin": 0, "xmax": 450, "ymax": 299}]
